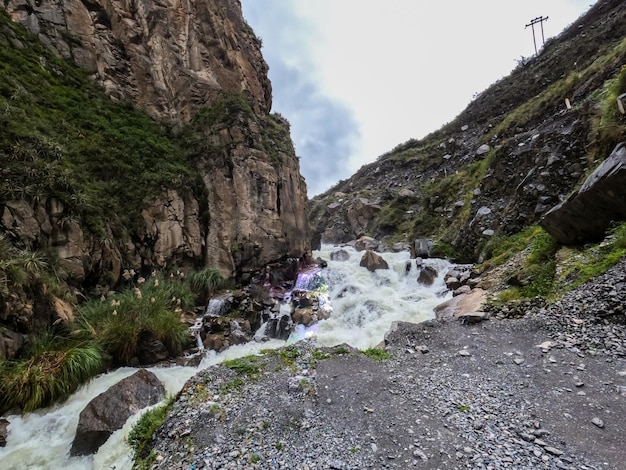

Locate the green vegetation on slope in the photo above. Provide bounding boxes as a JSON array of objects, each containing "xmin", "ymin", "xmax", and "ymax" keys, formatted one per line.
[
  {"xmin": 128, "ymin": 397, "xmax": 175, "ymax": 470},
  {"xmin": 0, "ymin": 11, "xmax": 198, "ymax": 236},
  {"xmin": 0, "ymin": 266, "xmax": 223, "ymax": 414},
  {"xmin": 0, "ymin": 333, "xmax": 103, "ymax": 413}
]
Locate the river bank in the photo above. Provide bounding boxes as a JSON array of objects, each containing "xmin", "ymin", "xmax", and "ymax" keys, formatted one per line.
[{"xmin": 143, "ymin": 259, "xmax": 626, "ymax": 470}]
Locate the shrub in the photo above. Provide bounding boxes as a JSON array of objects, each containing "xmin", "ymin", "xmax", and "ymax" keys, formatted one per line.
[
  {"xmin": 361, "ymin": 348, "xmax": 392, "ymax": 361},
  {"xmin": 188, "ymin": 267, "xmax": 223, "ymax": 303},
  {"xmin": 0, "ymin": 333, "xmax": 103, "ymax": 414},
  {"xmin": 78, "ymin": 276, "xmax": 191, "ymax": 364}
]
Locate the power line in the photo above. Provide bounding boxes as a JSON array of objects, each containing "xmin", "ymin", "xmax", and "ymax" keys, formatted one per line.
[{"xmin": 525, "ymin": 16, "xmax": 549, "ymax": 55}]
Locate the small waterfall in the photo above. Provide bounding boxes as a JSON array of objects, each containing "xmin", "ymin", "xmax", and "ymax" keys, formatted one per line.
[
  {"xmin": 189, "ymin": 318, "xmax": 204, "ymax": 350},
  {"xmin": 205, "ymin": 296, "xmax": 227, "ymax": 316},
  {"xmin": 255, "ymin": 301, "xmax": 294, "ymax": 341}
]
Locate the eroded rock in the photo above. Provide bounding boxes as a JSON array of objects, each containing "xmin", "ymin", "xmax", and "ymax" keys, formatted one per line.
[{"xmin": 540, "ymin": 142, "xmax": 626, "ymax": 244}]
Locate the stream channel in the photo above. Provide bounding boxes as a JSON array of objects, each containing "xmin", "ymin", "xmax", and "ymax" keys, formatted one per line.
[{"xmin": 0, "ymin": 245, "xmax": 451, "ymax": 469}]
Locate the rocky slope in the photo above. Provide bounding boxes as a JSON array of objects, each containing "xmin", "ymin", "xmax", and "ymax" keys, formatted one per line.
[
  {"xmin": 0, "ymin": 1, "xmax": 309, "ymax": 356},
  {"xmin": 309, "ymin": 0, "xmax": 626, "ymax": 262},
  {"xmin": 142, "ymin": 258, "xmax": 626, "ymax": 470}
]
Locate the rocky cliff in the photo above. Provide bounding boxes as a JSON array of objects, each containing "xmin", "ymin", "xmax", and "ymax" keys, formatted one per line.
[
  {"xmin": 309, "ymin": 0, "xmax": 626, "ymax": 262},
  {"xmin": 3, "ymin": 0, "xmax": 272, "ymax": 122},
  {"xmin": 0, "ymin": 1, "xmax": 309, "ymax": 346}
]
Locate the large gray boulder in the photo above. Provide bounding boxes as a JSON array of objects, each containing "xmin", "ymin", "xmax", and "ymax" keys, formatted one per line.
[
  {"xmin": 70, "ymin": 369, "xmax": 165, "ymax": 456},
  {"xmin": 540, "ymin": 143, "xmax": 626, "ymax": 244}
]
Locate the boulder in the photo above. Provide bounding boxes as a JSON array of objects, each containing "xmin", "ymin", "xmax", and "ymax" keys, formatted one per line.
[
  {"xmin": 354, "ymin": 236, "xmax": 380, "ymax": 252},
  {"xmin": 0, "ymin": 327, "xmax": 25, "ymax": 361},
  {"xmin": 453, "ymin": 285, "xmax": 472, "ymax": 297},
  {"xmin": 359, "ymin": 250, "xmax": 389, "ymax": 272},
  {"xmin": 540, "ymin": 143, "xmax": 626, "ymax": 245},
  {"xmin": 70, "ymin": 369, "xmax": 165, "ymax": 456},
  {"xmin": 136, "ymin": 332, "xmax": 169, "ymax": 365},
  {"xmin": 330, "ymin": 248, "xmax": 350, "ymax": 261},
  {"xmin": 434, "ymin": 288, "xmax": 487, "ymax": 320},
  {"xmin": 0, "ymin": 418, "xmax": 8, "ymax": 447},
  {"xmin": 417, "ymin": 266, "xmax": 438, "ymax": 286}
]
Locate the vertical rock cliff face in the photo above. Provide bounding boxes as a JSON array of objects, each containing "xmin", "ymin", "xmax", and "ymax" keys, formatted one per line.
[
  {"xmin": 4, "ymin": 0, "xmax": 272, "ymax": 121},
  {"xmin": 1, "ymin": 0, "xmax": 309, "ymax": 280}
]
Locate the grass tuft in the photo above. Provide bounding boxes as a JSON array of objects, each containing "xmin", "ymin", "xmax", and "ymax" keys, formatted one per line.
[{"xmin": 0, "ymin": 333, "xmax": 103, "ymax": 414}]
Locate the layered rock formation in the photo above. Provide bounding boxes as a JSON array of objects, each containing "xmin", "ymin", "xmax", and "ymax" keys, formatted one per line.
[
  {"xmin": 540, "ymin": 143, "xmax": 626, "ymax": 245},
  {"xmin": 0, "ymin": 0, "xmax": 310, "ymax": 354},
  {"xmin": 1, "ymin": 0, "xmax": 309, "ymax": 283},
  {"xmin": 3, "ymin": 0, "xmax": 271, "ymax": 122}
]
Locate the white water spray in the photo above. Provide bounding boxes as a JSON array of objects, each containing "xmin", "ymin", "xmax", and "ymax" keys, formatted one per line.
[
  {"xmin": 298, "ymin": 245, "xmax": 451, "ymax": 349},
  {"xmin": 0, "ymin": 245, "xmax": 451, "ymax": 469}
]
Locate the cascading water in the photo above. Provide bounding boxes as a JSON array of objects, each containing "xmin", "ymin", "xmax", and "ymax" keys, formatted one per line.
[
  {"xmin": 0, "ymin": 245, "xmax": 451, "ymax": 469},
  {"xmin": 205, "ymin": 296, "xmax": 227, "ymax": 316},
  {"xmin": 292, "ymin": 245, "xmax": 451, "ymax": 349}
]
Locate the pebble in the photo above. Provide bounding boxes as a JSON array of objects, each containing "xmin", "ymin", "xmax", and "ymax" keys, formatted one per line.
[
  {"xmin": 545, "ymin": 446, "xmax": 564, "ymax": 456},
  {"xmin": 591, "ymin": 417, "xmax": 605, "ymax": 428},
  {"xmin": 141, "ymin": 259, "xmax": 626, "ymax": 470}
]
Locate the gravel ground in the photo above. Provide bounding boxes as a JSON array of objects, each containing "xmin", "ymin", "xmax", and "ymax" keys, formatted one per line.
[{"xmin": 145, "ymin": 260, "xmax": 626, "ymax": 470}]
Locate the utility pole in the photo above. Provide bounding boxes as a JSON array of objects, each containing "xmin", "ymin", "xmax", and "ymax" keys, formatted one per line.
[{"xmin": 525, "ymin": 16, "xmax": 549, "ymax": 55}]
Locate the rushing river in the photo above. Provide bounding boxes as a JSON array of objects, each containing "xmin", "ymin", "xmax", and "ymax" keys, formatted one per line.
[{"xmin": 0, "ymin": 245, "xmax": 451, "ymax": 469}]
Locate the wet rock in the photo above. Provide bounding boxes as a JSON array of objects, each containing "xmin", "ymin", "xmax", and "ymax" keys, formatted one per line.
[
  {"xmin": 136, "ymin": 332, "xmax": 169, "ymax": 365},
  {"xmin": 203, "ymin": 333, "xmax": 225, "ymax": 351},
  {"xmin": 176, "ymin": 352, "xmax": 204, "ymax": 367},
  {"xmin": 71, "ymin": 369, "xmax": 165, "ymax": 456},
  {"xmin": 0, "ymin": 418, "xmax": 8, "ymax": 447},
  {"xmin": 453, "ymin": 285, "xmax": 472, "ymax": 297},
  {"xmin": 417, "ymin": 266, "xmax": 438, "ymax": 286},
  {"xmin": 354, "ymin": 236, "xmax": 380, "ymax": 252},
  {"xmin": 330, "ymin": 248, "xmax": 350, "ymax": 261},
  {"xmin": 359, "ymin": 250, "xmax": 389, "ymax": 272}
]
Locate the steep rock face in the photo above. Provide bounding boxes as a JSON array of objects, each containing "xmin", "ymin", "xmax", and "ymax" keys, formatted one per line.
[
  {"xmin": 1, "ymin": 0, "xmax": 309, "ymax": 280},
  {"xmin": 3, "ymin": 0, "xmax": 271, "ymax": 122},
  {"xmin": 201, "ymin": 113, "xmax": 310, "ymax": 279}
]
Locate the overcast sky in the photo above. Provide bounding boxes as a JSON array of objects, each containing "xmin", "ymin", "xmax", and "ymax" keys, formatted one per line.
[{"xmin": 241, "ymin": 0, "xmax": 593, "ymax": 196}]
